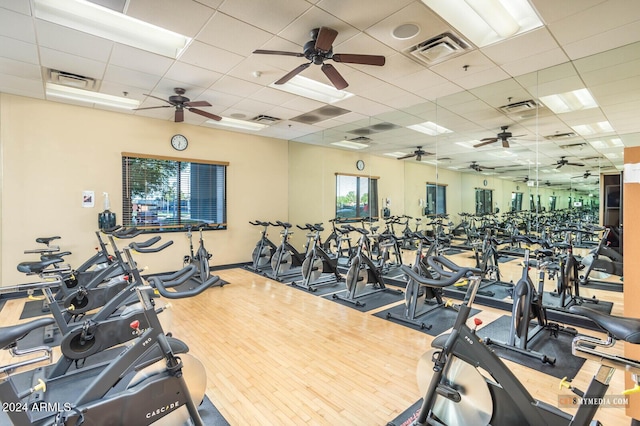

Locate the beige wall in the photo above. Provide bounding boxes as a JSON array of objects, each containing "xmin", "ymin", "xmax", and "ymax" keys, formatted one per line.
[{"xmin": 0, "ymin": 94, "xmax": 289, "ymax": 285}]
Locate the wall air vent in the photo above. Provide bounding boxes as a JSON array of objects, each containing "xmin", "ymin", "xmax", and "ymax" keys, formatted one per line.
[
  {"xmin": 46, "ymin": 69, "xmax": 98, "ymax": 90},
  {"xmin": 405, "ymin": 32, "xmax": 470, "ymax": 66},
  {"xmin": 499, "ymin": 100, "xmax": 539, "ymax": 115},
  {"xmin": 251, "ymin": 115, "xmax": 280, "ymax": 124}
]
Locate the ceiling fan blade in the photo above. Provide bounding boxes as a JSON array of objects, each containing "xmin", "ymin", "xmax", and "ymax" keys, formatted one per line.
[
  {"xmin": 567, "ymin": 162, "xmax": 584, "ymax": 166},
  {"xmin": 175, "ymin": 108, "xmax": 184, "ymax": 123},
  {"xmin": 332, "ymin": 53, "xmax": 386, "ymax": 66},
  {"xmin": 132, "ymin": 105, "xmax": 172, "ymax": 111},
  {"xmin": 252, "ymin": 49, "xmax": 305, "ymax": 57},
  {"xmin": 275, "ymin": 63, "xmax": 311, "ymax": 85},
  {"xmin": 321, "ymin": 63, "xmax": 348, "ymax": 90},
  {"xmin": 143, "ymin": 94, "xmax": 174, "ymax": 105},
  {"xmin": 502, "ymin": 139, "xmax": 510, "ymax": 148},
  {"xmin": 184, "ymin": 100, "xmax": 211, "ymax": 108},
  {"xmin": 416, "ymin": 155, "xmax": 422, "ymax": 161},
  {"xmin": 397, "ymin": 153, "xmax": 417, "ymax": 160},
  {"xmin": 315, "ymin": 27, "xmax": 338, "ymax": 52},
  {"xmin": 473, "ymin": 139, "xmax": 497, "ymax": 148},
  {"xmin": 556, "ymin": 164, "xmax": 564, "ymax": 169},
  {"xmin": 188, "ymin": 108, "xmax": 221, "ymax": 121}
]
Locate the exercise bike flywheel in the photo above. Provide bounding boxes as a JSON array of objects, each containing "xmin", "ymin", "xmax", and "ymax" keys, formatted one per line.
[{"xmin": 417, "ymin": 349, "xmax": 492, "ymax": 425}]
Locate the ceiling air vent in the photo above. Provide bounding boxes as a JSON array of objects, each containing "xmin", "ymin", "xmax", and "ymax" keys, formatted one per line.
[
  {"xmin": 545, "ymin": 132, "xmax": 577, "ymax": 140},
  {"xmin": 349, "ymin": 122, "xmax": 400, "ymax": 136},
  {"xmin": 251, "ymin": 115, "xmax": 280, "ymax": 124},
  {"xmin": 290, "ymin": 105, "xmax": 351, "ymax": 124},
  {"xmin": 499, "ymin": 100, "xmax": 538, "ymax": 115},
  {"xmin": 405, "ymin": 32, "xmax": 470, "ymax": 66},
  {"xmin": 47, "ymin": 69, "xmax": 98, "ymax": 90},
  {"xmin": 349, "ymin": 136, "xmax": 372, "ymax": 143}
]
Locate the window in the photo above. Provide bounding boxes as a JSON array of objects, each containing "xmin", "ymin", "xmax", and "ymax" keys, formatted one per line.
[
  {"xmin": 336, "ymin": 174, "xmax": 378, "ymax": 219},
  {"xmin": 122, "ymin": 153, "xmax": 227, "ymax": 232},
  {"xmin": 475, "ymin": 188, "xmax": 493, "ymax": 215},
  {"xmin": 511, "ymin": 192, "xmax": 523, "ymax": 211},
  {"xmin": 549, "ymin": 196, "xmax": 557, "ymax": 211},
  {"xmin": 425, "ymin": 183, "xmax": 447, "ymax": 215}
]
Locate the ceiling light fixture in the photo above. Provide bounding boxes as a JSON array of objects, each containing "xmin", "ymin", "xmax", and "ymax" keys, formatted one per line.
[
  {"xmin": 539, "ymin": 88, "xmax": 598, "ymax": 113},
  {"xmin": 205, "ymin": 117, "xmax": 268, "ymax": 131},
  {"xmin": 34, "ymin": 0, "xmax": 191, "ymax": 58},
  {"xmin": 384, "ymin": 151, "xmax": 409, "ymax": 158},
  {"xmin": 46, "ymin": 83, "xmax": 140, "ymax": 109},
  {"xmin": 270, "ymin": 75, "xmax": 353, "ymax": 104},
  {"xmin": 572, "ymin": 121, "xmax": 614, "ymax": 136},
  {"xmin": 331, "ymin": 140, "xmax": 369, "ymax": 150},
  {"xmin": 407, "ymin": 121, "xmax": 452, "ymax": 136},
  {"xmin": 421, "ymin": 0, "xmax": 542, "ymax": 47}
]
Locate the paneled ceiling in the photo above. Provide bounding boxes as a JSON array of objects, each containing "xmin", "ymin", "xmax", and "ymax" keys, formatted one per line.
[{"xmin": 1, "ymin": 0, "xmax": 639, "ymax": 191}]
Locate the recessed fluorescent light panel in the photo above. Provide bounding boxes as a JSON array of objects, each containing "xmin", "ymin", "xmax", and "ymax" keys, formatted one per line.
[
  {"xmin": 539, "ymin": 89, "xmax": 598, "ymax": 114},
  {"xmin": 270, "ymin": 75, "xmax": 353, "ymax": 104},
  {"xmin": 421, "ymin": 0, "xmax": 543, "ymax": 47},
  {"xmin": 46, "ymin": 83, "xmax": 140, "ymax": 109},
  {"xmin": 331, "ymin": 140, "xmax": 369, "ymax": 150},
  {"xmin": 205, "ymin": 117, "xmax": 267, "ymax": 131},
  {"xmin": 34, "ymin": 0, "xmax": 191, "ymax": 58},
  {"xmin": 407, "ymin": 121, "xmax": 452, "ymax": 136},
  {"xmin": 572, "ymin": 121, "xmax": 614, "ymax": 136},
  {"xmin": 384, "ymin": 151, "xmax": 408, "ymax": 158}
]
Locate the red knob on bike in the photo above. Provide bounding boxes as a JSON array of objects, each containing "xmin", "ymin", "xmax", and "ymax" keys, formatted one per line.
[
  {"xmin": 474, "ymin": 318, "xmax": 483, "ymax": 327},
  {"xmin": 130, "ymin": 320, "xmax": 140, "ymax": 331}
]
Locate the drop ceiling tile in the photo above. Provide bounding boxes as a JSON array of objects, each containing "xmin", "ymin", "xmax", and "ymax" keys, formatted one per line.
[
  {"xmin": 562, "ymin": 21, "xmax": 640, "ymax": 60},
  {"xmin": 0, "ymin": 0, "xmax": 32, "ymax": 15},
  {"xmin": 500, "ymin": 48, "xmax": 569, "ymax": 78},
  {"xmin": 199, "ymin": 89, "xmax": 244, "ymax": 108},
  {"xmin": 110, "ymin": 44, "xmax": 173, "ymax": 76},
  {"xmin": 209, "ymin": 75, "xmax": 263, "ymax": 97},
  {"xmin": 35, "ymin": 20, "xmax": 114, "ymax": 62},
  {"xmin": 0, "ymin": 36, "xmax": 38, "ymax": 64},
  {"xmin": 335, "ymin": 95, "xmax": 393, "ymax": 116},
  {"xmin": 197, "ymin": 13, "xmax": 272, "ymax": 57},
  {"xmin": 180, "ymin": 41, "xmax": 245, "ymax": 74},
  {"xmin": 0, "ymin": 73, "xmax": 44, "ymax": 98},
  {"xmin": 482, "ymin": 28, "xmax": 559, "ymax": 65},
  {"xmin": 126, "ymin": 0, "xmax": 215, "ymax": 38},
  {"xmin": 164, "ymin": 62, "xmax": 223, "ymax": 89},
  {"xmin": 0, "ymin": 7, "xmax": 35, "ymax": 43},
  {"xmin": 103, "ymin": 65, "xmax": 161, "ymax": 91},
  {"xmin": 39, "ymin": 47, "xmax": 107, "ymax": 80},
  {"xmin": 250, "ymin": 86, "xmax": 300, "ymax": 106},
  {"xmin": 217, "ymin": 0, "xmax": 311, "ymax": 34},
  {"xmin": 317, "ymin": 0, "xmax": 412, "ymax": 31},
  {"xmin": 231, "ymin": 98, "xmax": 277, "ymax": 114},
  {"xmin": 276, "ymin": 7, "xmax": 359, "ymax": 47},
  {"xmin": 0, "ymin": 57, "xmax": 41, "ymax": 80}
]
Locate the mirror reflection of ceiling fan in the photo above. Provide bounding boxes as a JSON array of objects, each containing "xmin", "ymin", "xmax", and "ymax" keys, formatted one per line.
[
  {"xmin": 572, "ymin": 170, "xmax": 593, "ymax": 179},
  {"xmin": 134, "ymin": 88, "xmax": 221, "ymax": 123},
  {"xmin": 556, "ymin": 156, "xmax": 584, "ymax": 168},
  {"xmin": 252, "ymin": 27, "xmax": 385, "ymax": 90},
  {"xmin": 474, "ymin": 126, "xmax": 525, "ymax": 148},
  {"xmin": 469, "ymin": 161, "xmax": 495, "ymax": 172},
  {"xmin": 397, "ymin": 146, "xmax": 433, "ymax": 161}
]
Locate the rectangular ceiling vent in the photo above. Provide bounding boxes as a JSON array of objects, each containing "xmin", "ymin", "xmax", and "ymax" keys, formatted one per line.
[
  {"xmin": 251, "ymin": 115, "xmax": 280, "ymax": 124},
  {"xmin": 290, "ymin": 105, "xmax": 351, "ymax": 124},
  {"xmin": 405, "ymin": 32, "xmax": 470, "ymax": 66},
  {"xmin": 499, "ymin": 99, "xmax": 539, "ymax": 114},
  {"xmin": 348, "ymin": 122, "xmax": 400, "ymax": 136},
  {"xmin": 349, "ymin": 136, "xmax": 372, "ymax": 143},
  {"xmin": 46, "ymin": 69, "xmax": 98, "ymax": 90},
  {"xmin": 545, "ymin": 132, "xmax": 577, "ymax": 140}
]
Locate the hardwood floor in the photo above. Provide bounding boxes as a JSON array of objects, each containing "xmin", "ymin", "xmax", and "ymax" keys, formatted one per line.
[{"xmin": 0, "ymin": 252, "xmax": 632, "ymax": 425}]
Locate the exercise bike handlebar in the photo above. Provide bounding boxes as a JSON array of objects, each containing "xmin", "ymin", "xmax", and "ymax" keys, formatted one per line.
[
  {"xmin": 129, "ymin": 239, "xmax": 174, "ymax": 253},
  {"xmin": 147, "ymin": 264, "xmax": 215, "ymax": 299},
  {"xmin": 400, "ymin": 257, "xmax": 478, "ymax": 288},
  {"xmin": 110, "ymin": 227, "xmax": 144, "ymax": 239}
]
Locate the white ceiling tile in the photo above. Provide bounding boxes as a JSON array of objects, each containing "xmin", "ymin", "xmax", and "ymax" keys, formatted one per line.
[
  {"xmin": 199, "ymin": 89, "xmax": 244, "ymax": 108},
  {"xmin": 0, "ymin": 36, "xmax": 38, "ymax": 64},
  {"xmin": 316, "ymin": 0, "xmax": 412, "ymax": 31},
  {"xmin": 39, "ymin": 47, "xmax": 107, "ymax": 79},
  {"xmin": 180, "ymin": 41, "xmax": 244, "ymax": 74},
  {"xmin": 0, "ymin": 73, "xmax": 44, "ymax": 98},
  {"xmin": 126, "ymin": 0, "xmax": 216, "ymax": 38},
  {"xmin": 110, "ymin": 44, "xmax": 174, "ymax": 76},
  {"xmin": 103, "ymin": 65, "xmax": 161, "ymax": 91},
  {"xmin": 250, "ymin": 86, "xmax": 300, "ymax": 106},
  {"xmin": 231, "ymin": 98, "xmax": 277, "ymax": 115},
  {"xmin": 561, "ymin": 20, "xmax": 640, "ymax": 60},
  {"xmin": 0, "ymin": 1, "xmax": 32, "ymax": 15},
  {"xmin": 164, "ymin": 62, "xmax": 222, "ymax": 89},
  {"xmin": 500, "ymin": 48, "xmax": 569, "ymax": 77},
  {"xmin": 334, "ymin": 96, "xmax": 393, "ymax": 116},
  {"xmin": 0, "ymin": 57, "xmax": 41, "ymax": 80},
  {"xmin": 0, "ymin": 7, "xmax": 35, "ymax": 43},
  {"xmin": 218, "ymin": 0, "xmax": 311, "ymax": 34},
  {"xmin": 276, "ymin": 7, "xmax": 358, "ymax": 47},
  {"xmin": 197, "ymin": 12, "xmax": 273, "ymax": 56},
  {"xmin": 209, "ymin": 75, "xmax": 263, "ymax": 97},
  {"xmin": 35, "ymin": 20, "xmax": 114, "ymax": 62}
]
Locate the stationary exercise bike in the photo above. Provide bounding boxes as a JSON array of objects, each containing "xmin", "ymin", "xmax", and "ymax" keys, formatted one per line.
[
  {"xmin": 183, "ymin": 223, "xmax": 223, "ymax": 288},
  {"xmin": 293, "ymin": 223, "xmax": 343, "ymax": 291},
  {"xmin": 0, "ymin": 268, "xmax": 213, "ymax": 425},
  {"xmin": 580, "ymin": 227, "xmax": 623, "ymax": 286},
  {"xmin": 397, "ymin": 256, "xmax": 640, "ymax": 426},
  {"xmin": 247, "ymin": 220, "xmax": 279, "ymax": 273},
  {"xmin": 332, "ymin": 225, "xmax": 402, "ymax": 307},
  {"xmin": 267, "ymin": 221, "xmax": 309, "ymax": 281},
  {"xmin": 483, "ymin": 243, "xmax": 575, "ymax": 364}
]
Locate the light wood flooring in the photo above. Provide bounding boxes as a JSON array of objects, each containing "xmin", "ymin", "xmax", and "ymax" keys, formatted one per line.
[{"xmin": 0, "ymin": 250, "xmax": 631, "ymax": 425}]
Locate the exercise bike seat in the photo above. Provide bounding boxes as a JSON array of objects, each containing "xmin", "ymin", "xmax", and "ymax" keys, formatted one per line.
[
  {"xmin": 40, "ymin": 251, "xmax": 73, "ymax": 262},
  {"xmin": 35, "ymin": 236, "xmax": 60, "ymax": 245},
  {"xmin": 0, "ymin": 317, "xmax": 56, "ymax": 349},
  {"xmin": 17, "ymin": 258, "xmax": 63, "ymax": 274},
  {"xmin": 569, "ymin": 305, "xmax": 640, "ymax": 344}
]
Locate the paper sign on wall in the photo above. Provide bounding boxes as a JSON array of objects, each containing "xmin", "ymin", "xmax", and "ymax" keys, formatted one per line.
[{"xmin": 82, "ymin": 190, "xmax": 95, "ymax": 208}]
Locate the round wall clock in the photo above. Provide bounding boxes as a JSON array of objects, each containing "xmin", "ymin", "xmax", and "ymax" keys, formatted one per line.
[
  {"xmin": 356, "ymin": 160, "xmax": 365, "ymax": 171},
  {"xmin": 171, "ymin": 134, "xmax": 188, "ymax": 151}
]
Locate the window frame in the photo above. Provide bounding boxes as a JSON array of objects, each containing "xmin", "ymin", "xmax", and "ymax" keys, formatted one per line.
[
  {"xmin": 122, "ymin": 152, "xmax": 228, "ymax": 233},
  {"xmin": 335, "ymin": 173, "xmax": 379, "ymax": 221},
  {"xmin": 425, "ymin": 182, "xmax": 447, "ymax": 216}
]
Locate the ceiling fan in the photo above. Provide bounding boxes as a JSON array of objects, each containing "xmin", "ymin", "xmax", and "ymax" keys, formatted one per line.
[
  {"xmin": 474, "ymin": 126, "xmax": 524, "ymax": 148},
  {"xmin": 397, "ymin": 146, "xmax": 433, "ymax": 161},
  {"xmin": 469, "ymin": 161, "xmax": 495, "ymax": 172},
  {"xmin": 134, "ymin": 88, "xmax": 221, "ymax": 123},
  {"xmin": 572, "ymin": 170, "xmax": 593, "ymax": 179},
  {"xmin": 253, "ymin": 27, "xmax": 385, "ymax": 90},
  {"xmin": 556, "ymin": 156, "xmax": 584, "ymax": 169}
]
